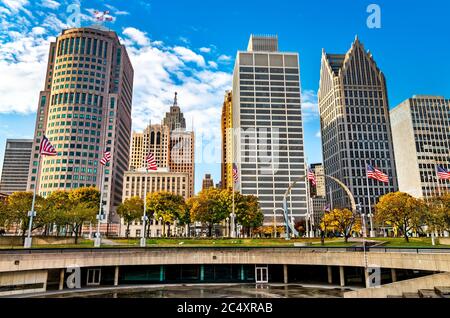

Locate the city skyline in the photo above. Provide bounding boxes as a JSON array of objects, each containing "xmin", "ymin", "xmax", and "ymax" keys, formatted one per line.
[{"xmin": 1, "ymin": 0, "xmax": 450, "ymax": 194}]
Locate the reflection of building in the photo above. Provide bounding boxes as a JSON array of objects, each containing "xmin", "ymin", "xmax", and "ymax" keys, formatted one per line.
[
  {"xmin": 26, "ymin": 27, "xmax": 134, "ymax": 231},
  {"xmin": 120, "ymin": 168, "xmax": 189, "ymax": 237},
  {"xmin": 310, "ymin": 163, "xmax": 325, "ymax": 197},
  {"xmin": 0, "ymin": 139, "xmax": 33, "ymax": 194},
  {"xmin": 318, "ymin": 37, "xmax": 398, "ymax": 214},
  {"xmin": 390, "ymin": 95, "xmax": 450, "ymax": 199},
  {"xmin": 202, "ymin": 174, "xmax": 214, "ymax": 190},
  {"xmin": 232, "ymin": 35, "xmax": 307, "ymax": 223},
  {"xmin": 129, "ymin": 124, "xmax": 170, "ymax": 170},
  {"xmin": 221, "ymin": 90, "xmax": 233, "ymax": 189}
]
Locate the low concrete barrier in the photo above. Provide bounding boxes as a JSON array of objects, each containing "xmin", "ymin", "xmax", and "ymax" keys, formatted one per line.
[
  {"xmin": 0, "ymin": 236, "xmax": 76, "ymax": 246},
  {"xmin": 344, "ymin": 272, "xmax": 450, "ymax": 298}
]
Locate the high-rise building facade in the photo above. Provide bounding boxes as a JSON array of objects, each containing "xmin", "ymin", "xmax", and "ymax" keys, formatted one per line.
[
  {"xmin": 232, "ymin": 35, "xmax": 307, "ymax": 223},
  {"xmin": 202, "ymin": 174, "xmax": 214, "ymax": 190},
  {"xmin": 318, "ymin": 37, "xmax": 398, "ymax": 214},
  {"xmin": 390, "ymin": 95, "xmax": 450, "ymax": 198},
  {"xmin": 163, "ymin": 92, "xmax": 186, "ymax": 131},
  {"xmin": 26, "ymin": 26, "xmax": 134, "ymax": 227},
  {"xmin": 0, "ymin": 139, "xmax": 33, "ymax": 194},
  {"xmin": 310, "ymin": 163, "xmax": 326, "ymax": 197},
  {"xmin": 169, "ymin": 129, "xmax": 195, "ymax": 197},
  {"xmin": 129, "ymin": 124, "xmax": 170, "ymax": 170},
  {"xmin": 221, "ymin": 90, "xmax": 233, "ymax": 189}
]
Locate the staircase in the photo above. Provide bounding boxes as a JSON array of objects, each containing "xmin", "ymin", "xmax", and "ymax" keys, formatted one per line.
[{"xmin": 387, "ymin": 286, "xmax": 450, "ymax": 298}]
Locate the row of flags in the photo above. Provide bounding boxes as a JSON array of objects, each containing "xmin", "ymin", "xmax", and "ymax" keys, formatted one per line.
[
  {"xmin": 39, "ymin": 135, "xmax": 159, "ymax": 170},
  {"xmin": 39, "ymin": 135, "xmax": 450, "ymax": 181}
]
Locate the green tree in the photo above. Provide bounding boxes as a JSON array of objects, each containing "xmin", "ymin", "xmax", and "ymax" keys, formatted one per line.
[
  {"xmin": 45, "ymin": 190, "xmax": 72, "ymax": 236},
  {"xmin": 375, "ymin": 192, "xmax": 423, "ymax": 242},
  {"xmin": 68, "ymin": 187, "xmax": 100, "ymax": 209},
  {"xmin": 66, "ymin": 202, "xmax": 97, "ymax": 244},
  {"xmin": 235, "ymin": 194, "xmax": 263, "ymax": 236},
  {"xmin": 117, "ymin": 197, "xmax": 144, "ymax": 238},
  {"xmin": 425, "ymin": 194, "xmax": 450, "ymax": 234},
  {"xmin": 147, "ymin": 192, "xmax": 186, "ymax": 237},
  {"xmin": 190, "ymin": 188, "xmax": 229, "ymax": 237}
]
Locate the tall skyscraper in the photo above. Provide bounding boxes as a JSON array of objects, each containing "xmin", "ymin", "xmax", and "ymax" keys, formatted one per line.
[
  {"xmin": 0, "ymin": 139, "xmax": 33, "ymax": 194},
  {"xmin": 318, "ymin": 37, "xmax": 398, "ymax": 214},
  {"xmin": 310, "ymin": 163, "xmax": 326, "ymax": 197},
  {"xmin": 202, "ymin": 173, "xmax": 214, "ymax": 191},
  {"xmin": 163, "ymin": 92, "xmax": 186, "ymax": 131},
  {"xmin": 390, "ymin": 95, "xmax": 450, "ymax": 198},
  {"xmin": 232, "ymin": 35, "xmax": 307, "ymax": 223},
  {"xmin": 169, "ymin": 129, "xmax": 195, "ymax": 197},
  {"xmin": 221, "ymin": 90, "xmax": 233, "ymax": 189},
  {"xmin": 129, "ymin": 124, "xmax": 170, "ymax": 170},
  {"xmin": 26, "ymin": 26, "xmax": 134, "ymax": 228}
]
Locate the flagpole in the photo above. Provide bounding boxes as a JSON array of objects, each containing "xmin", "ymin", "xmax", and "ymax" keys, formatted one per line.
[
  {"xmin": 366, "ymin": 161, "xmax": 375, "ymax": 238},
  {"xmin": 95, "ymin": 161, "xmax": 104, "ymax": 247},
  {"xmin": 140, "ymin": 169, "xmax": 148, "ymax": 247},
  {"xmin": 435, "ymin": 166, "xmax": 442, "ymax": 197},
  {"xmin": 305, "ymin": 161, "xmax": 310, "ymax": 238},
  {"xmin": 24, "ymin": 154, "xmax": 41, "ymax": 248},
  {"xmin": 231, "ymin": 170, "xmax": 236, "ymax": 239}
]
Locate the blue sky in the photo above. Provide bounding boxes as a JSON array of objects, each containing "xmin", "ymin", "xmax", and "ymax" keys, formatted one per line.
[{"xmin": 0, "ymin": 0, "xmax": 449, "ymax": 193}]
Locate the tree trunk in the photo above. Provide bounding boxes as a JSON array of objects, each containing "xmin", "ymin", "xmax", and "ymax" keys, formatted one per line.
[
  {"xmin": 208, "ymin": 224, "xmax": 212, "ymax": 237},
  {"xmin": 320, "ymin": 231, "xmax": 325, "ymax": 245},
  {"xmin": 74, "ymin": 224, "xmax": 79, "ymax": 244},
  {"xmin": 167, "ymin": 223, "xmax": 171, "ymax": 237},
  {"xmin": 126, "ymin": 222, "xmax": 130, "ymax": 238},
  {"xmin": 404, "ymin": 228, "xmax": 409, "ymax": 243}
]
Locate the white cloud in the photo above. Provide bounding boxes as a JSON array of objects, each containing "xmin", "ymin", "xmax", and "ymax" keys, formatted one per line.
[
  {"xmin": 208, "ymin": 61, "xmax": 218, "ymax": 69},
  {"xmin": 41, "ymin": 0, "xmax": 60, "ymax": 9},
  {"xmin": 173, "ymin": 46, "xmax": 206, "ymax": 67},
  {"xmin": 218, "ymin": 54, "xmax": 232, "ymax": 62},
  {"xmin": 104, "ymin": 4, "xmax": 129, "ymax": 16},
  {"xmin": 315, "ymin": 130, "xmax": 321, "ymax": 138},
  {"xmin": 0, "ymin": 29, "xmax": 53, "ymax": 113},
  {"xmin": 1, "ymin": 0, "xmax": 28, "ymax": 13},
  {"xmin": 301, "ymin": 89, "xmax": 319, "ymax": 122},
  {"xmin": 123, "ymin": 27, "xmax": 150, "ymax": 46},
  {"xmin": 199, "ymin": 47, "xmax": 211, "ymax": 53}
]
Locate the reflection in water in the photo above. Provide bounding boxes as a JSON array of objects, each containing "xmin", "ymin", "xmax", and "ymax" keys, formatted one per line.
[{"xmin": 47, "ymin": 284, "xmax": 351, "ymax": 298}]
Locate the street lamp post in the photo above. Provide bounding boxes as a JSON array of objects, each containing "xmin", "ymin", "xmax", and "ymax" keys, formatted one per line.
[
  {"xmin": 230, "ymin": 212, "xmax": 236, "ymax": 238},
  {"xmin": 159, "ymin": 216, "xmax": 163, "ymax": 237},
  {"xmin": 225, "ymin": 217, "xmax": 229, "ymax": 238}
]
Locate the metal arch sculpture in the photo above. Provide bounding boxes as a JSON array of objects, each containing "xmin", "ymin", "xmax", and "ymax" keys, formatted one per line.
[{"xmin": 282, "ymin": 174, "xmax": 356, "ymax": 239}]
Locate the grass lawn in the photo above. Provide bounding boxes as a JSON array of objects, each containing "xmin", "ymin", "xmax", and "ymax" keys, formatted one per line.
[
  {"xmin": 370, "ymin": 237, "xmax": 450, "ymax": 248},
  {"xmin": 0, "ymin": 237, "xmax": 448, "ymax": 249}
]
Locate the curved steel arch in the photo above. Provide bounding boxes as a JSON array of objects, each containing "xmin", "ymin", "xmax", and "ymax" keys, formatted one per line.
[{"xmin": 282, "ymin": 174, "xmax": 356, "ymax": 239}]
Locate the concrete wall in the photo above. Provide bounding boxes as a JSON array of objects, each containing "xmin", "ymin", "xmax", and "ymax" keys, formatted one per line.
[
  {"xmin": 0, "ymin": 270, "xmax": 47, "ymax": 297},
  {"xmin": 0, "ymin": 236, "xmax": 76, "ymax": 246},
  {"xmin": 344, "ymin": 272, "xmax": 450, "ymax": 298},
  {"xmin": 1, "ymin": 248, "xmax": 450, "ymax": 273}
]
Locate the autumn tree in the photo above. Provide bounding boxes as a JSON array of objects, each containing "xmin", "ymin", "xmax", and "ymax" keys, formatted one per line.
[
  {"xmin": 235, "ymin": 194, "xmax": 263, "ymax": 236},
  {"xmin": 5, "ymin": 191, "xmax": 47, "ymax": 241},
  {"xmin": 45, "ymin": 190, "xmax": 72, "ymax": 236},
  {"xmin": 147, "ymin": 192, "xmax": 186, "ymax": 237},
  {"xmin": 375, "ymin": 192, "xmax": 423, "ymax": 242},
  {"xmin": 425, "ymin": 194, "xmax": 450, "ymax": 234},
  {"xmin": 190, "ymin": 188, "xmax": 228, "ymax": 237},
  {"xmin": 117, "ymin": 197, "xmax": 144, "ymax": 238},
  {"xmin": 320, "ymin": 208, "xmax": 361, "ymax": 243}
]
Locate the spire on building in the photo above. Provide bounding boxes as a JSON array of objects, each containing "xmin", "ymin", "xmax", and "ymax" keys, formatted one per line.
[
  {"xmin": 173, "ymin": 92, "xmax": 178, "ymax": 106},
  {"xmin": 163, "ymin": 91, "xmax": 187, "ymax": 131}
]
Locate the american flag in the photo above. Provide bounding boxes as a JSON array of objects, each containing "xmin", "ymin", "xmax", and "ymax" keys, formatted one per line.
[
  {"xmin": 145, "ymin": 153, "xmax": 157, "ymax": 171},
  {"xmin": 367, "ymin": 164, "xmax": 389, "ymax": 183},
  {"xmin": 232, "ymin": 163, "xmax": 239, "ymax": 183},
  {"xmin": 307, "ymin": 169, "xmax": 317, "ymax": 186},
  {"xmin": 100, "ymin": 151, "xmax": 111, "ymax": 166},
  {"xmin": 93, "ymin": 10, "xmax": 113, "ymax": 22},
  {"xmin": 39, "ymin": 135, "xmax": 57, "ymax": 156},
  {"xmin": 324, "ymin": 203, "xmax": 331, "ymax": 212},
  {"xmin": 437, "ymin": 166, "xmax": 450, "ymax": 180}
]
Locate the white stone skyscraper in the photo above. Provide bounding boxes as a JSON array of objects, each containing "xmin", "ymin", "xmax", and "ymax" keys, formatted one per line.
[
  {"xmin": 232, "ymin": 35, "xmax": 307, "ymax": 223},
  {"xmin": 318, "ymin": 37, "xmax": 398, "ymax": 215},
  {"xmin": 26, "ymin": 26, "xmax": 134, "ymax": 233}
]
